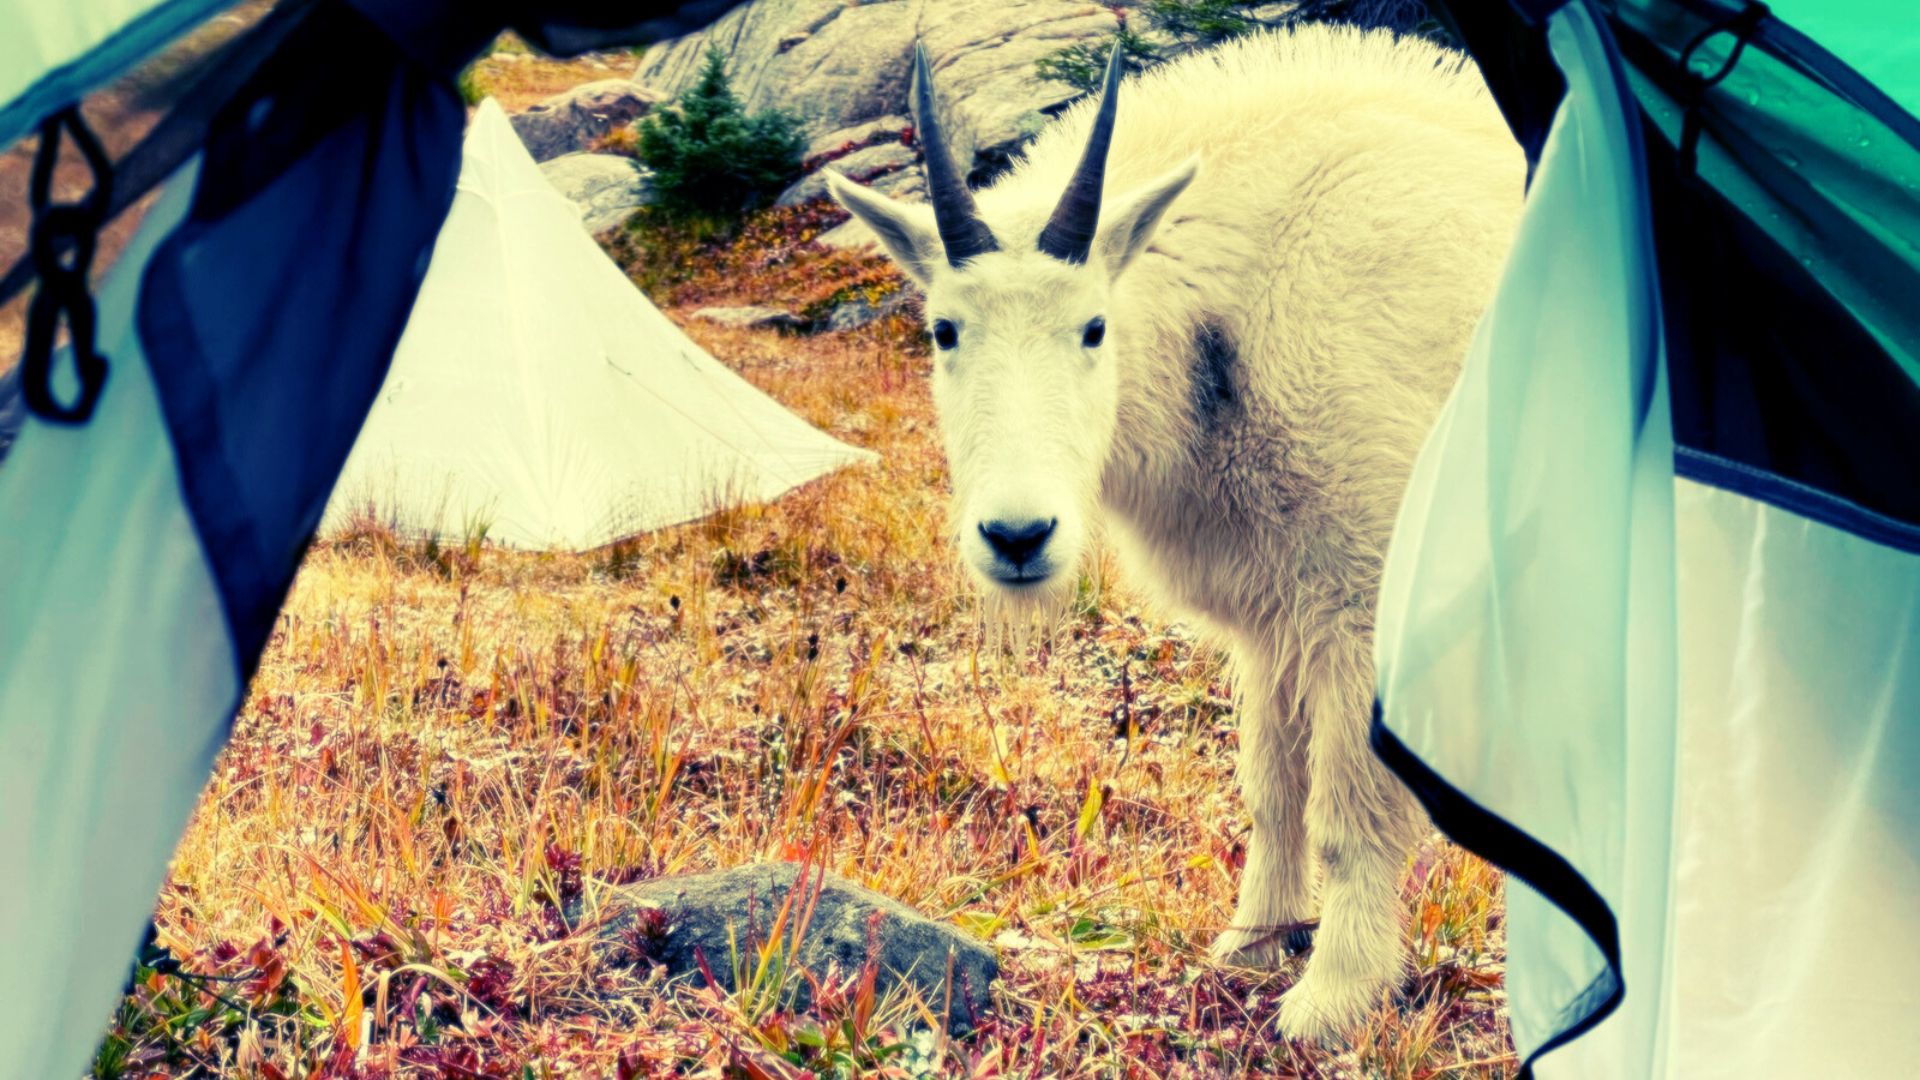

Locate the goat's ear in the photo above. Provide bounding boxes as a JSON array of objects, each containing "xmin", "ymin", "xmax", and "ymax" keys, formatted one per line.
[
  {"xmin": 1097, "ymin": 156, "xmax": 1198, "ymax": 279},
  {"xmin": 826, "ymin": 171, "xmax": 942, "ymax": 287}
]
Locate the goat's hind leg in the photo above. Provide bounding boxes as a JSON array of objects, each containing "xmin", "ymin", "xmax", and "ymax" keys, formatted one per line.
[
  {"xmin": 1276, "ymin": 643, "xmax": 1423, "ymax": 1043},
  {"xmin": 1210, "ymin": 652, "xmax": 1313, "ymax": 969}
]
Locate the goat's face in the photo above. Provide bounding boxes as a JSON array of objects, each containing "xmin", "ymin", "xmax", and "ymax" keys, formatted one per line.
[
  {"xmin": 919, "ymin": 252, "xmax": 1117, "ymax": 597},
  {"xmin": 828, "ymin": 46, "xmax": 1194, "ymax": 606}
]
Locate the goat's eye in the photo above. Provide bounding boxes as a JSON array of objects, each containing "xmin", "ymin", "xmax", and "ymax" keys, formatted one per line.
[
  {"xmin": 1082, "ymin": 316, "xmax": 1106, "ymax": 348},
  {"xmin": 931, "ymin": 319, "xmax": 959, "ymax": 350}
]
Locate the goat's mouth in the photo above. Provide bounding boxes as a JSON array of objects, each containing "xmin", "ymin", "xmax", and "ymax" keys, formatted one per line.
[
  {"xmin": 982, "ymin": 561, "xmax": 1058, "ymax": 589},
  {"xmin": 972, "ymin": 557, "xmax": 1073, "ymax": 620}
]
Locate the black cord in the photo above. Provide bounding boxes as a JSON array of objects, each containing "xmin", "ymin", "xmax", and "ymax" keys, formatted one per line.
[
  {"xmin": 20, "ymin": 106, "xmax": 114, "ymax": 424},
  {"xmin": 1675, "ymin": 2, "xmax": 1770, "ymax": 176}
]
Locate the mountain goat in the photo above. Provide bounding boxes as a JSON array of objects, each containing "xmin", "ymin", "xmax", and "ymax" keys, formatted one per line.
[{"xmin": 829, "ymin": 27, "xmax": 1522, "ymax": 1040}]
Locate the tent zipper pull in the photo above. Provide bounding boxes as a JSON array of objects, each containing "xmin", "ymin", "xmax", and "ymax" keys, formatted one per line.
[{"xmin": 22, "ymin": 106, "xmax": 114, "ymax": 425}]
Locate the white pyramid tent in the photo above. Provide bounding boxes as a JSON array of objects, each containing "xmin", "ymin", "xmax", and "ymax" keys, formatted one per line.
[{"xmin": 323, "ymin": 98, "xmax": 875, "ymax": 550}]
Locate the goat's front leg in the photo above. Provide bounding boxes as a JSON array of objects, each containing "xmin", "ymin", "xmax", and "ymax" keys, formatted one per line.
[
  {"xmin": 1211, "ymin": 651, "xmax": 1313, "ymax": 968},
  {"xmin": 1276, "ymin": 641, "xmax": 1423, "ymax": 1043}
]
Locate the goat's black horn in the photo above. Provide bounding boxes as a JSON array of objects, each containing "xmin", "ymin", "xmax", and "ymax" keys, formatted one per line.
[
  {"xmin": 1036, "ymin": 45, "xmax": 1124, "ymax": 265},
  {"xmin": 912, "ymin": 42, "xmax": 998, "ymax": 266}
]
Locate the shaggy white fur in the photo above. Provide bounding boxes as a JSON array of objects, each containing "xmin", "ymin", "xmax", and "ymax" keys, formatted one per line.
[{"xmin": 830, "ymin": 26, "xmax": 1523, "ymax": 1041}]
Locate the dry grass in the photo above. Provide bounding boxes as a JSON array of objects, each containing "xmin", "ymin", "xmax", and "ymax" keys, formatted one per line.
[
  {"xmin": 461, "ymin": 36, "xmax": 642, "ymax": 112},
  {"xmin": 32, "ymin": 38, "xmax": 1517, "ymax": 1080},
  {"xmin": 105, "ymin": 210, "xmax": 1514, "ymax": 1078}
]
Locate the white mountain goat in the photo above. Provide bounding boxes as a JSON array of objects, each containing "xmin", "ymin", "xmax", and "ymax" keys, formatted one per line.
[{"xmin": 828, "ymin": 27, "xmax": 1522, "ymax": 1040}]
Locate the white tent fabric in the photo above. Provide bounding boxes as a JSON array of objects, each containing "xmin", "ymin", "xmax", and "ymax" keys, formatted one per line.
[
  {"xmin": 1662, "ymin": 477, "xmax": 1918, "ymax": 1077},
  {"xmin": 1374, "ymin": 3, "xmax": 1920, "ymax": 1076},
  {"xmin": 1374, "ymin": 3, "xmax": 1672, "ymax": 1067},
  {"xmin": 322, "ymin": 99, "xmax": 875, "ymax": 550},
  {"xmin": 0, "ymin": 160, "xmax": 237, "ymax": 1080}
]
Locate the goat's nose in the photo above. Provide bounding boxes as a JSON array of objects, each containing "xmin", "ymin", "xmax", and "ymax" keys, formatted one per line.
[{"xmin": 979, "ymin": 518, "xmax": 1056, "ymax": 567}]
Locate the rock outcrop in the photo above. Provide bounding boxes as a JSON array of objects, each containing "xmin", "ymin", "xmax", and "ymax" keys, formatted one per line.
[
  {"xmin": 778, "ymin": 142, "xmax": 919, "ymax": 207},
  {"xmin": 632, "ymin": 1, "xmax": 1128, "ymax": 184},
  {"xmin": 776, "ymin": 114, "xmax": 922, "ymax": 208},
  {"xmin": 510, "ymin": 79, "xmax": 661, "ymax": 162},
  {"xmin": 539, "ymin": 153, "xmax": 653, "ymax": 233},
  {"xmin": 627, "ymin": 1, "xmax": 1308, "ymax": 244},
  {"xmin": 804, "ymin": 114, "xmax": 913, "ymax": 163},
  {"xmin": 633, "ymin": 1, "xmax": 920, "ymax": 143}
]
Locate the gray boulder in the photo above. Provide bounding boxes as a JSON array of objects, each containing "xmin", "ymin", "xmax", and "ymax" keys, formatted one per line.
[
  {"xmin": 601, "ymin": 863, "xmax": 996, "ymax": 1034},
  {"xmin": 509, "ymin": 79, "xmax": 662, "ymax": 163},
  {"xmin": 777, "ymin": 141, "xmax": 918, "ymax": 207},
  {"xmin": 539, "ymin": 153, "xmax": 653, "ymax": 234},
  {"xmin": 691, "ymin": 305, "xmax": 809, "ymax": 332}
]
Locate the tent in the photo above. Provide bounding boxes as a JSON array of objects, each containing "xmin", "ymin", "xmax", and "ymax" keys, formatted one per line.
[
  {"xmin": 323, "ymin": 98, "xmax": 873, "ymax": 551},
  {"xmin": 1376, "ymin": 1, "xmax": 1919, "ymax": 1076},
  {"xmin": 1, "ymin": 1, "xmax": 1916, "ymax": 1077}
]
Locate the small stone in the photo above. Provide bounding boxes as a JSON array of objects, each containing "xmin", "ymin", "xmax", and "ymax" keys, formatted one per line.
[
  {"xmin": 826, "ymin": 290, "xmax": 915, "ymax": 333},
  {"xmin": 599, "ymin": 863, "xmax": 996, "ymax": 1034}
]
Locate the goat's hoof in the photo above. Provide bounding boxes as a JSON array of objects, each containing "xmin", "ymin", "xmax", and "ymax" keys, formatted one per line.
[
  {"xmin": 1274, "ymin": 969, "xmax": 1382, "ymax": 1046},
  {"xmin": 1209, "ymin": 927, "xmax": 1291, "ymax": 969}
]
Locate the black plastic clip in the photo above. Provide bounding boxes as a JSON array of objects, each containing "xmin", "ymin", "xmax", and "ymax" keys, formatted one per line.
[
  {"xmin": 22, "ymin": 106, "xmax": 115, "ymax": 425},
  {"xmin": 1676, "ymin": 2, "xmax": 1770, "ymax": 176}
]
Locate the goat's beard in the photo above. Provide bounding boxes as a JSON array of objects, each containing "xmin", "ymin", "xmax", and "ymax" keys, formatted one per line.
[
  {"xmin": 968, "ymin": 547, "xmax": 1086, "ymax": 657},
  {"xmin": 947, "ymin": 487, "xmax": 1103, "ymax": 655}
]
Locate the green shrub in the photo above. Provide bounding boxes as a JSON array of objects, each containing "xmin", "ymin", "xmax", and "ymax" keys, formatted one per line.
[
  {"xmin": 1034, "ymin": 22, "xmax": 1160, "ymax": 93},
  {"xmin": 637, "ymin": 47, "xmax": 807, "ymax": 216},
  {"xmin": 456, "ymin": 63, "xmax": 485, "ymax": 106}
]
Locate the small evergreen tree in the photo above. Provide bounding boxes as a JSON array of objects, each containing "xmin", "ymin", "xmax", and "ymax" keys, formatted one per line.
[{"xmin": 637, "ymin": 47, "xmax": 806, "ymax": 216}]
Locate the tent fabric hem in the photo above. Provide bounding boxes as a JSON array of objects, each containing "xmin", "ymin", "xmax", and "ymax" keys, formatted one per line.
[
  {"xmin": 1674, "ymin": 446, "xmax": 1920, "ymax": 554},
  {"xmin": 1369, "ymin": 707, "xmax": 1623, "ymax": 1078}
]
